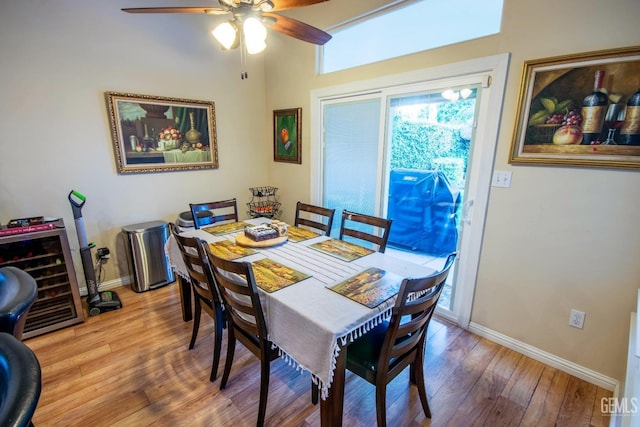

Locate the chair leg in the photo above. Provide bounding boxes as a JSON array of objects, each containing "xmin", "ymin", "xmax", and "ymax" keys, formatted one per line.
[
  {"xmin": 413, "ymin": 359, "xmax": 431, "ymax": 419},
  {"xmin": 209, "ymin": 307, "xmax": 224, "ymax": 382},
  {"xmin": 257, "ymin": 354, "xmax": 271, "ymax": 427},
  {"xmin": 189, "ymin": 297, "xmax": 202, "ymax": 350},
  {"xmin": 311, "ymin": 379, "xmax": 318, "ymax": 404},
  {"xmin": 409, "ymin": 363, "xmax": 416, "ymax": 384},
  {"xmin": 220, "ymin": 327, "xmax": 236, "ymax": 390},
  {"xmin": 375, "ymin": 380, "xmax": 388, "ymax": 427}
]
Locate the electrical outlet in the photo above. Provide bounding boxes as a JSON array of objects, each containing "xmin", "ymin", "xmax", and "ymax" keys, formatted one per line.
[{"xmin": 569, "ymin": 309, "xmax": 585, "ymax": 329}]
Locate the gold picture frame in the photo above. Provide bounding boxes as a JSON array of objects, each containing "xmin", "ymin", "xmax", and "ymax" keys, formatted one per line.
[
  {"xmin": 105, "ymin": 92, "xmax": 218, "ymax": 174},
  {"xmin": 273, "ymin": 108, "xmax": 302, "ymax": 164},
  {"xmin": 509, "ymin": 46, "xmax": 640, "ymax": 169}
]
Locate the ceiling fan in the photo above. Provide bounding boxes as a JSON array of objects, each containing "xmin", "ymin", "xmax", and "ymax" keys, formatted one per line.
[{"xmin": 122, "ymin": 0, "xmax": 332, "ymax": 49}]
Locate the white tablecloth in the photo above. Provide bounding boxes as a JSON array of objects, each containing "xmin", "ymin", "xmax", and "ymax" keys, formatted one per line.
[{"xmin": 165, "ymin": 220, "xmax": 434, "ymax": 399}]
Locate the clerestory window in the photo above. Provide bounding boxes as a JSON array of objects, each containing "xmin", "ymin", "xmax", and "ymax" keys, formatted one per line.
[{"xmin": 320, "ymin": 0, "xmax": 504, "ymax": 74}]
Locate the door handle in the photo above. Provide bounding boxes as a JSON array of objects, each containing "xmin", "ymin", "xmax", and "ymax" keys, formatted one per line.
[{"xmin": 461, "ymin": 199, "xmax": 474, "ymax": 225}]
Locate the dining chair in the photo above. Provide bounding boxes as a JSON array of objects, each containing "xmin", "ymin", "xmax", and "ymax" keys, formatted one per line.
[
  {"xmin": 172, "ymin": 231, "xmax": 225, "ymax": 382},
  {"xmin": 345, "ymin": 253, "xmax": 456, "ymax": 426},
  {"xmin": 169, "ymin": 222, "xmax": 194, "ymax": 322},
  {"xmin": 189, "ymin": 198, "xmax": 238, "ymax": 229},
  {"xmin": 339, "ymin": 209, "xmax": 393, "ymax": 253},
  {"xmin": 294, "ymin": 202, "xmax": 336, "ymax": 236},
  {"xmin": 0, "ymin": 266, "xmax": 37, "ymax": 340},
  {"xmin": 202, "ymin": 242, "xmax": 279, "ymax": 427}
]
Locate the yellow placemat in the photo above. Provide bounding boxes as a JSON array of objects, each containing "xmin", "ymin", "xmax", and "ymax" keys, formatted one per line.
[
  {"xmin": 251, "ymin": 258, "xmax": 311, "ymax": 293},
  {"xmin": 208, "ymin": 241, "xmax": 256, "ymax": 260},
  {"xmin": 328, "ymin": 267, "xmax": 403, "ymax": 308},
  {"xmin": 286, "ymin": 226, "xmax": 321, "ymax": 243},
  {"xmin": 202, "ymin": 221, "xmax": 250, "ymax": 235},
  {"xmin": 308, "ymin": 238, "xmax": 374, "ymax": 262}
]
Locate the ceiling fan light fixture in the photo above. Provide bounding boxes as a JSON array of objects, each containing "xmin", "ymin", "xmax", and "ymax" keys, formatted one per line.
[
  {"xmin": 243, "ymin": 17, "xmax": 267, "ymax": 41},
  {"xmin": 212, "ymin": 21, "xmax": 238, "ymax": 50},
  {"xmin": 243, "ymin": 16, "xmax": 267, "ymax": 54},
  {"xmin": 245, "ymin": 37, "xmax": 266, "ymax": 54}
]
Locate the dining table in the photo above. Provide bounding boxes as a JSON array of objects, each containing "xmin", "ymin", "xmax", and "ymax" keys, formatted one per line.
[{"xmin": 165, "ymin": 218, "xmax": 435, "ymax": 426}]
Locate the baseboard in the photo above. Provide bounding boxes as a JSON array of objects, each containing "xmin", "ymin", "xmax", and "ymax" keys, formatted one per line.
[
  {"xmin": 468, "ymin": 321, "xmax": 619, "ymax": 392},
  {"xmin": 78, "ymin": 276, "xmax": 130, "ymax": 296}
]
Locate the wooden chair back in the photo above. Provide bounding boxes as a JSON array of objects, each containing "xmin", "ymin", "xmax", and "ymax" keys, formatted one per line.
[
  {"xmin": 380, "ymin": 252, "xmax": 455, "ymax": 380},
  {"xmin": 202, "ymin": 242, "xmax": 278, "ymax": 426},
  {"xmin": 204, "ymin": 248, "xmax": 268, "ymax": 354},
  {"xmin": 173, "ymin": 233, "xmax": 219, "ymax": 306},
  {"xmin": 294, "ymin": 202, "xmax": 336, "ymax": 236},
  {"xmin": 344, "ymin": 253, "xmax": 456, "ymax": 425},
  {"xmin": 171, "ymin": 223, "xmax": 224, "ymax": 382},
  {"xmin": 339, "ymin": 210, "xmax": 392, "ymax": 252},
  {"xmin": 189, "ymin": 198, "xmax": 238, "ymax": 229},
  {"xmin": 169, "ymin": 221, "xmax": 180, "ymax": 237}
]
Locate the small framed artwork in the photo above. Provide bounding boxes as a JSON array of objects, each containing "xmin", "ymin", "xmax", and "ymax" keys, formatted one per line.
[
  {"xmin": 105, "ymin": 92, "xmax": 218, "ymax": 174},
  {"xmin": 273, "ymin": 108, "xmax": 302, "ymax": 164},
  {"xmin": 509, "ymin": 45, "xmax": 640, "ymax": 169}
]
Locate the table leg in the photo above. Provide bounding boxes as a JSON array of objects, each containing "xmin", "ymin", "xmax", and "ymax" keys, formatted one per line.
[
  {"xmin": 177, "ymin": 276, "xmax": 192, "ymax": 322},
  {"xmin": 321, "ymin": 344, "xmax": 346, "ymax": 426}
]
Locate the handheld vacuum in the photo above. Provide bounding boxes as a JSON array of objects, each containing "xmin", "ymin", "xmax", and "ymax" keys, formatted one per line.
[{"xmin": 68, "ymin": 190, "xmax": 122, "ymax": 316}]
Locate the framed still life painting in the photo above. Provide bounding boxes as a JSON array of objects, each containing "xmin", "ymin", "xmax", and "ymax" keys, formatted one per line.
[
  {"xmin": 105, "ymin": 92, "xmax": 218, "ymax": 174},
  {"xmin": 509, "ymin": 46, "xmax": 640, "ymax": 170}
]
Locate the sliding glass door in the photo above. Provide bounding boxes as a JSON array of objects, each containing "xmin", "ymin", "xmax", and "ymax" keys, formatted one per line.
[
  {"xmin": 385, "ymin": 86, "xmax": 479, "ymax": 311},
  {"xmin": 311, "ymin": 54, "xmax": 509, "ymax": 326},
  {"xmin": 322, "ymin": 85, "xmax": 479, "ymax": 315}
]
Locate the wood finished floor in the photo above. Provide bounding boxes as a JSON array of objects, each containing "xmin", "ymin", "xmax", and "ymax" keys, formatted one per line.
[{"xmin": 25, "ymin": 283, "xmax": 612, "ymax": 427}]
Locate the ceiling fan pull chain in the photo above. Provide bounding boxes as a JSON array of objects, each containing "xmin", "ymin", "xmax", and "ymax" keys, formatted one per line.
[{"xmin": 240, "ymin": 31, "xmax": 248, "ymax": 80}]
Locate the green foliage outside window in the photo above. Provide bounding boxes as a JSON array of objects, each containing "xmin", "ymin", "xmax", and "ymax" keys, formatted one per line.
[{"xmin": 389, "ymin": 99, "xmax": 474, "ymax": 189}]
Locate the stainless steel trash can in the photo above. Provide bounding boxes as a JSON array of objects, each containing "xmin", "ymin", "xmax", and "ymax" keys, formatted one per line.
[{"xmin": 122, "ymin": 220, "xmax": 174, "ymax": 293}]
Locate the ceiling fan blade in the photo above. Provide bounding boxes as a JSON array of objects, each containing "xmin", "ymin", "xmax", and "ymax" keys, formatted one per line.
[
  {"xmin": 270, "ymin": 0, "xmax": 330, "ymax": 12},
  {"xmin": 122, "ymin": 7, "xmax": 228, "ymax": 15},
  {"xmin": 264, "ymin": 13, "xmax": 331, "ymax": 45}
]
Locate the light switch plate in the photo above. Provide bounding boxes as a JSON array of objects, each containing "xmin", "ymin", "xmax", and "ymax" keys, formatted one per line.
[{"xmin": 492, "ymin": 171, "xmax": 512, "ymax": 188}]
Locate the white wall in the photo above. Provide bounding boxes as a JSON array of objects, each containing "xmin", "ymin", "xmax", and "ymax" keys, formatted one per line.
[
  {"xmin": 0, "ymin": 1, "xmax": 270, "ymax": 283},
  {"xmin": 264, "ymin": 0, "xmax": 640, "ymax": 384}
]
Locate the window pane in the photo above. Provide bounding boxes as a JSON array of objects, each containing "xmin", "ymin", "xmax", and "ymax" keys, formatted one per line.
[
  {"xmin": 322, "ymin": 0, "xmax": 503, "ymax": 74},
  {"xmin": 323, "ymin": 99, "xmax": 381, "ymax": 236}
]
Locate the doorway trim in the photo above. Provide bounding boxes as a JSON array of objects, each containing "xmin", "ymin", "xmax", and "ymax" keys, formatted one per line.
[{"xmin": 310, "ymin": 53, "xmax": 510, "ymax": 328}]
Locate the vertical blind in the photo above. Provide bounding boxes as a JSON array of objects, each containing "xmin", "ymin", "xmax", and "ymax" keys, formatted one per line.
[{"xmin": 323, "ymin": 99, "xmax": 381, "ymax": 236}]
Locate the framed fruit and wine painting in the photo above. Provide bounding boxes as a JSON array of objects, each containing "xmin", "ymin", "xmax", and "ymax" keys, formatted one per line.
[
  {"xmin": 105, "ymin": 92, "xmax": 218, "ymax": 174},
  {"xmin": 509, "ymin": 46, "xmax": 640, "ymax": 169},
  {"xmin": 273, "ymin": 108, "xmax": 302, "ymax": 164}
]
